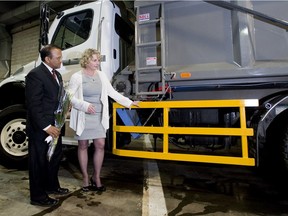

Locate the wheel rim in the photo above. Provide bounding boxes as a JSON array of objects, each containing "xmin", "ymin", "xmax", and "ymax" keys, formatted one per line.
[{"xmin": 0, "ymin": 118, "xmax": 28, "ymax": 157}]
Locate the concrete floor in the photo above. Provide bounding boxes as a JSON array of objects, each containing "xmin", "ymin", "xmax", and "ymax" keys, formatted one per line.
[
  {"xmin": 1, "ymin": 149, "xmax": 288, "ymax": 216},
  {"xmin": 0, "ymin": 153, "xmax": 143, "ymax": 216}
]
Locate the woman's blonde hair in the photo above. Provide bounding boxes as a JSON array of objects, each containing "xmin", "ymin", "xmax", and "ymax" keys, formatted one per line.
[{"xmin": 80, "ymin": 48, "xmax": 101, "ymax": 68}]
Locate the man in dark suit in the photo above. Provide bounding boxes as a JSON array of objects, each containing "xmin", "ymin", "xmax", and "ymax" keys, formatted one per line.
[{"xmin": 25, "ymin": 44, "xmax": 69, "ymax": 207}]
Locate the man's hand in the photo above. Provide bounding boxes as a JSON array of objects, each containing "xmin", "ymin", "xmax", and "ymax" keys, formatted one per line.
[{"xmin": 46, "ymin": 126, "xmax": 60, "ymax": 139}]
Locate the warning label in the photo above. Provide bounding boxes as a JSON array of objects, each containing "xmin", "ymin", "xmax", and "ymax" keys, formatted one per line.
[
  {"xmin": 146, "ymin": 57, "xmax": 157, "ymax": 66},
  {"xmin": 139, "ymin": 13, "xmax": 150, "ymax": 21}
]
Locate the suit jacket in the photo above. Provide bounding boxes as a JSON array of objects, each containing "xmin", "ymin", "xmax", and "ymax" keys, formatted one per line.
[
  {"xmin": 25, "ymin": 63, "xmax": 63, "ymax": 139},
  {"xmin": 68, "ymin": 70, "xmax": 133, "ymax": 136}
]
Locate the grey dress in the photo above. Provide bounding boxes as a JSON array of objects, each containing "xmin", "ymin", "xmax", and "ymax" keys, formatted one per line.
[{"xmin": 75, "ymin": 72, "xmax": 106, "ymax": 140}]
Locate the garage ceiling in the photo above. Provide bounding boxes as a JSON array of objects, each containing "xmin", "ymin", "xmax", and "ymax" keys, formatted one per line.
[
  {"xmin": 0, "ymin": 1, "xmax": 134, "ymax": 31},
  {"xmin": 0, "ymin": 1, "xmax": 94, "ymax": 30}
]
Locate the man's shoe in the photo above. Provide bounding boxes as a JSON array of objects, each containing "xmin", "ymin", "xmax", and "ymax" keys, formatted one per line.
[
  {"xmin": 47, "ymin": 187, "xmax": 70, "ymax": 195},
  {"xmin": 30, "ymin": 197, "xmax": 58, "ymax": 207}
]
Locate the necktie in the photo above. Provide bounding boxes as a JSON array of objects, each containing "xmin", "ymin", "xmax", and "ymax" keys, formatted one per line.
[{"xmin": 52, "ymin": 69, "xmax": 57, "ymax": 80}]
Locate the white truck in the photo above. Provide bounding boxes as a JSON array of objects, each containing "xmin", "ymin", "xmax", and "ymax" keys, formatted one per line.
[
  {"xmin": 1, "ymin": 0, "xmax": 288, "ymax": 175},
  {"xmin": 0, "ymin": 0, "xmax": 130, "ymax": 166}
]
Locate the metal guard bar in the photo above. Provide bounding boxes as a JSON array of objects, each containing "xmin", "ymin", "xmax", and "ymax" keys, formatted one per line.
[{"xmin": 112, "ymin": 99, "xmax": 258, "ymax": 166}]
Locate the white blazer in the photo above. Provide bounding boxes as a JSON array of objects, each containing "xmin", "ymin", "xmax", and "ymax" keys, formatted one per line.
[{"xmin": 68, "ymin": 70, "xmax": 133, "ymax": 136}]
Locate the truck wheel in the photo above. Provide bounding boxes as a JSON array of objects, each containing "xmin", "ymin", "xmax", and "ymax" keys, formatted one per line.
[
  {"xmin": 276, "ymin": 125, "xmax": 288, "ymax": 173},
  {"xmin": 265, "ymin": 111, "xmax": 288, "ymax": 177},
  {"xmin": 0, "ymin": 105, "xmax": 28, "ymax": 167},
  {"xmin": 112, "ymin": 76, "xmax": 131, "ymax": 96}
]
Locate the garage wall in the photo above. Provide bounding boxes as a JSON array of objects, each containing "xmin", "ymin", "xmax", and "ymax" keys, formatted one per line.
[
  {"xmin": 4, "ymin": 1, "xmax": 135, "ymax": 78},
  {"xmin": 0, "ymin": 24, "xmax": 11, "ymax": 79},
  {"xmin": 10, "ymin": 25, "xmax": 39, "ymax": 74}
]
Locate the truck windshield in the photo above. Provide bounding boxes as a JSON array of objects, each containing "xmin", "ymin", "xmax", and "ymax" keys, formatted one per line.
[{"xmin": 52, "ymin": 10, "xmax": 93, "ymax": 50}]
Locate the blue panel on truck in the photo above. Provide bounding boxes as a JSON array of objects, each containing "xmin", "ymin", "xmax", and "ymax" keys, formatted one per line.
[{"xmin": 116, "ymin": 109, "xmax": 142, "ymax": 139}]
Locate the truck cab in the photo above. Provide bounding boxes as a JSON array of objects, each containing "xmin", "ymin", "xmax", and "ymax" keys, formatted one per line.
[{"xmin": 0, "ymin": 0, "xmax": 133, "ymax": 166}]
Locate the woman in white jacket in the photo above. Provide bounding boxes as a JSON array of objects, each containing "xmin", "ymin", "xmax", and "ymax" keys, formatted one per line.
[{"xmin": 68, "ymin": 49, "xmax": 139, "ymax": 191}]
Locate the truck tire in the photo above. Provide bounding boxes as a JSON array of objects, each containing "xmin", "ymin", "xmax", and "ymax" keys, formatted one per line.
[
  {"xmin": 275, "ymin": 124, "xmax": 288, "ymax": 174},
  {"xmin": 0, "ymin": 105, "xmax": 28, "ymax": 167},
  {"xmin": 265, "ymin": 110, "xmax": 288, "ymax": 177},
  {"xmin": 280, "ymin": 127, "xmax": 288, "ymax": 173}
]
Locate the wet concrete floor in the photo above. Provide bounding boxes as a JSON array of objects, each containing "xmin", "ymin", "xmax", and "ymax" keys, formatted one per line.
[{"xmin": 0, "ymin": 148, "xmax": 288, "ymax": 216}]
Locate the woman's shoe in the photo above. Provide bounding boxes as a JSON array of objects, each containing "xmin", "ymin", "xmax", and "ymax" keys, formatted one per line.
[
  {"xmin": 90, "ymin": 177, "xmax": 106, "ymax": 191},
  {"xmin": 81, "ymin": 186, "xmax": 90, "ymax": 192},
  {"xmin": 96, "ymin": 185, "xmax": 106, "ymax": 192}
]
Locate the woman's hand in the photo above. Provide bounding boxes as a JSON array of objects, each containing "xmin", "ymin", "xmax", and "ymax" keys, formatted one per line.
[
  {"xmin": 130, "ymin": 101, "xmax": 140, "ymax": 108},
  {"xmin": 87, "ymin": 104, "xmax": 96, "ymax": 114}
]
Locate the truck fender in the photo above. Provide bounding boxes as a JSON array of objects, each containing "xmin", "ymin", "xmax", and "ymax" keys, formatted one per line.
[
  {"xmin": 256, "ymin": 95, "xmax": 288, "ymax": 146},
  {"xmin": 255, "ymin": 95, "xmax": 288, "ymax": 172}
]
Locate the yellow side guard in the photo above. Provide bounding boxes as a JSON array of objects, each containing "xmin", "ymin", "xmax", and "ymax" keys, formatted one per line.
[{"xmin": 112, "ymin": 99, "xmax": 258, "ymax": 166}]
